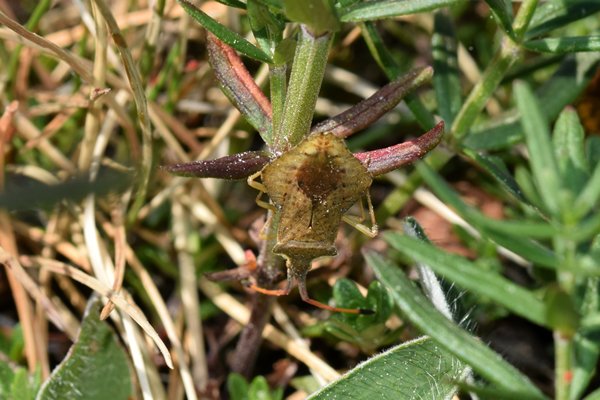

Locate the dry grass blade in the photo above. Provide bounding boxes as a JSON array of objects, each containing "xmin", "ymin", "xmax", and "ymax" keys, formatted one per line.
[
  {"xmin": 90, "ymin": 0, "xmax": 153, "ymax": 223},
  {"xmin": 22, "ymin": 256, "xmax": 174, "ymax": 369}
]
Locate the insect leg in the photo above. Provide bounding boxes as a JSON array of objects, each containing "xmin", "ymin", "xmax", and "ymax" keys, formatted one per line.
[
  {"xmin": 247, "ymin": 171, "xmax": 275, "ymax": 211},
  {"xmin": 249, "ymin": 273, "xmax": 293, "ymax": 297},
  {"xmin": 342, "ymin": 191, "xmax": 378, "ymax": 238},
  {"xmin": 296, "ymin": 276, "xmax": 373, "ymax": 315}
]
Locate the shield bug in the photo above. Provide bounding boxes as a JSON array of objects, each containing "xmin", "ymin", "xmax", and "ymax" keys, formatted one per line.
[{"xmin": 248, "ymin": 132, "xmax": 377, "ymax": 314}]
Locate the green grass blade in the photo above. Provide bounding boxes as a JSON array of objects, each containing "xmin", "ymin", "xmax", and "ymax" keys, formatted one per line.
[
  {"xmin": 178, "ymin": 0, "xmax": 272, "ymax": 63},
  {"xmin": 383, "ymin": 231, "xmax": 549, "ymax": 325},
  {"xmin": 524, "ymin": 36, "xmax": 600, "ymax": 53},
  {"xmin": 364, "ymin": 252, "xmax": 546, "ymax": 399},
  {"xmin": 308, "ymin": 337, "xmax": 467, "ymax": 400},
  {"xmin": 340, "ymin": 0, "xmax": 460, "ymax": 22}
]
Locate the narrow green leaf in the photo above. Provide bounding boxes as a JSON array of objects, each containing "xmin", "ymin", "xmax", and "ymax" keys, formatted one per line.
[
  {"xmin": 247, "ymin": 0, "xmax": 285, "ymax": 56},
  {"xmin": 527, "ymin": 2, "xmax": 600, "ymax": 39},
  {"xmin": 432, "ymin": 11, "xmax": 462, "ymax": 126},
  {"xmin": 416, "ymin": 162, "xmax": 556, "ymax": 240},
  {"xmin": 524, "ymin": 36, "xmax": 600, "ymax": 54},
  {"xmin": 383, "ymin": 232, "xmax": 549, "ymax": 325},
  {"xmin": 484, "ymin": 0, "xmax": 514, "ymax": 38},
  {"xmin": 575, "ymin": 162, "xmax": 600, "ymax": 219},
  {"xmin": 553, "ymin": 107, "xmax": 588, "ymax": 203},
  {"xmin": 462, "ymin": 148, "xmax": 528, "ymax": 203},
  {"xmin": 340, "ymin": 0, "xmax": 460, "ymax": 22},
  {"xmin": 465, "ymin": 53, "xmax": 600, "ymax": 150},
  {"xmin": 178, "ymin": 0, "xmax": 272, "ymax": 64},
  {"xmin": 364, "ymin": 252, "xmax": 545, "ymax": 398},
  {"xmin": 573, "ymin": 280, "xmax": 600, "ymax": 400},
  {"xmin": 309, "ymin": 336, "xmax": 467, "ymax": 400},
  {"xmin": 206, "ymin": 35, "xmax": 273, "ymax": 143},
  {"xmin": 514, "ymin": 81, "xmax": 562, "ymax": 216},
  {"xmin": 37, "ymin": 297, "xmax": 133, "ymax": 400},
  {"xmin": 283, "ymin": 0, "xmax": 340, "ymax": 34},
  {"xmin": 214, "ymin": 0, "xmax": 247, "ymax": 9}
]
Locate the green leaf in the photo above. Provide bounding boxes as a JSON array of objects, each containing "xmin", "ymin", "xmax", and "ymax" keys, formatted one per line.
[
  {"xmin": 383, "ymin": 231, "xmax": 549, "ymax": 326},
  {"xmin": 484, "ymin": 0, "xmax": 514, "ymax": 38},
  {"xmin": 514, "ymin": 81, "xmax": 562, "ymax": 216},
  {"xmin": 524, "ymin": 36, "xmax": 600, "ymax": 54},
  {"xmin": 227, "ymin": 373, "xmax": 250, "ymax": 400},
  {"xmin": 11, "ymin": 368, "xmax": 40, "ymax": 400},
  {"xmin": 37, "ymin": 297, "xmax": 133, "ymax": 400},
  {"xmin": 527, "ymin": 2, "xmax": 600, "ymax": 39},
  {"xmin": 283, "ymin": 0, "xmax": 340, "ymax": 34},
  {"xmin": 248, "ymin": 376, "xmax": 273, "ymax": 400},
  {"xmin": 465, "ymin": 53, "xmax": 600, "ymax": 151},
  {"xmin": 0, "ymin": 361, "xmax": 14, "ymax": 398},
  {"xmin": 206, "ymin": 35, "xmax": 273, "ymax": 144},
  {"xmin": 178, "ymin": 0, "xmax": 272, "ymax": 64},
  {"xmin": 308, "ymin": 336, "xmax": 467, "ymax": 400},
  {"xmin": 553, "ymin": 107, "xmax": 588, "ymax": 203},
  {"xmin": 214, "ymin": 0, "xmax": 247, "ymax": 9},
  {"xmin": 432, "ymin": 11, "xmax": 462, "ymax": 126},
  {"xmin": 364, "ymin": 252, "xmax": 544, "ymax": 398},
  {"xmin": 340, "ymin": 0, "xmax": 461, "ymax": 22},
  {"xmin": 247, "ymin": 0, "xmax": 285, "ymax": 56},
  {"xmin": 574, "ymin": 237, "xmax": 600, "ymax": 399},
  {"xmin": 462, "ymin": 148, "xmax": 528, "ymax": 203},
  {"xmin": 584, "ymin": 389, "xmax": 600, "ymax": 400}
]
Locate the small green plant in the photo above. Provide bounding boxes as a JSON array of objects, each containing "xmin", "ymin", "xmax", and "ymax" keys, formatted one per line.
[
  {"xmin": 227, "ymin": 373, "xmax": 283, "ymax": 400},
  {"xmin": 1, "ymin": 0, "xmax": 600, "ymax": 399}
]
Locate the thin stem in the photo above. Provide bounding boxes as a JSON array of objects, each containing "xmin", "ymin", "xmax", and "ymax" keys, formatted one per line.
[
  {"xmin": 513, "ymin": 0, "xmax": 539, "ymax": 41},
  {"xmin": 554, "ymin": 331, "xmax": 573, "ymax": 400},
  {"xmin": 451, "ymin": 36, "xmax": 520, "ymax": 143},
  {"xmin": 274, "ymin": 27, "xmax": 331, "ymax": 151}
]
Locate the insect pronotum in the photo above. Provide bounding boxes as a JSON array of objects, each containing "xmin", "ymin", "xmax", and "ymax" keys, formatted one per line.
[{"xmin": 248, "ymin": 132, "xmax": 377, "ymax": 314}]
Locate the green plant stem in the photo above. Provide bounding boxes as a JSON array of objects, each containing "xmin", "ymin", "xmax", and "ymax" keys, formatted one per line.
[
  {"xmin": 554, "ymin": 331, "xmax": 573, "ymax": 400},
  {"xmin": 451, "ymin": 37, "xmax": 520, "ymax": 143},
  {"xmin": 274, "ymin": 26, "xmax": 331, "ymax": 151},
  {"xmin": 513, "ymin": 0, "xmax": 539, "ymax": 41},
  {"xmin": 269, "ymin": 64, "xmax": 287, "ymax": 141},
  {"xmin": 6, "ymin": 0, "xmax": 51, "ymax": 85}
]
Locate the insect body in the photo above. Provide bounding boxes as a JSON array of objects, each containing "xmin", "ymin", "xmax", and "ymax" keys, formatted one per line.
[{"xmin": 248, "ymin": 132, "xmax": 377, "ymax": 314}]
